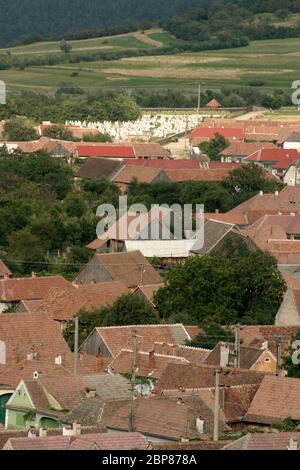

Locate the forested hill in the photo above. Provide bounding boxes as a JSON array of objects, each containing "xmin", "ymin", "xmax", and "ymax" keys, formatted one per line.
[{"xmin": 0, "ymin": 0, "xmax": 202, "ymax": 46}]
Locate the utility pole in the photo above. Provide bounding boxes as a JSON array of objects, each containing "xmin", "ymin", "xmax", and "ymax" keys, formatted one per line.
[
  {"xmin": 213, "ymin": 368, "xmax": 221, "ymax": 441},
  {"xmin": 139, "ymin": 264, "xmax": 145, "ymax": 287},
  {"xmin": 275, "ymin": 334, "xmax": 283, "ymax": 376},
  {"xmin": 234, "ymin": 324, "xmax": 241, "ymax": 368},
  {"xmin": 197, "ymin": 82, "xmax": 201, "ymax": 114},
  {"xmin": 73, "ymin": 316, "xmax": 79, "ymax": 375},
  {"xmin": 184, "ymin": 115, "xmax": 188, "ymax": 154},
  {"xmin": 128, "ymin": 330, "xmax": 138, "ymax": 432}
]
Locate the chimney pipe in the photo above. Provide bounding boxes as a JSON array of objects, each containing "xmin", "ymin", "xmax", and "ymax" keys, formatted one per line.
[{"xmin": 220, "ymin": 344, "xmax": 229, "ymax": 368}]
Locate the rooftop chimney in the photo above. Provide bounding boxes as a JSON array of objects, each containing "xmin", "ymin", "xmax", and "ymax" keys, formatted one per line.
[
  {"xmin": 39, "ymin": 428, "xmax": 47, "ymax": 438},
  {"xmin": 27, "ymin": 352, "xmax": 34, "ymax": 361},
  {"xmin": 220, "ymin": 343, "xmax": 230, "ymax": 368},
  {"xmin": 73, "ymin": 422, "xmax": 81, "ymax": 436},
  {"xmin": 196, "ymin": 417, "xmax": 205, "ymax": 434},
  {"xmin": 28, "ymin": 429, "xmax": 37, "ymax": 439},
  {"xmin": 259, "ymin": 190, "xmax": 264, "ymax": 196},
  {"xmin": 149, "ymin": 350, "xmax": 155, "ymax": 370},
  {"xmin": 261, "ymin": 341, "xmax": 268, "ymax": 350},
  {"xmin": 275, "ymin": 190, "xmax": 279, "ymax": 196},
  {"xmin": 287, "ymin": 438, "xmax": 298, "ymax": 450},
  {"xmin": 55, "ymin": 354, "xmax": 63, "ymax": 365},
  {"xmin": 31, "ymin": 272, "xmax": 36, "ymax": 278}
]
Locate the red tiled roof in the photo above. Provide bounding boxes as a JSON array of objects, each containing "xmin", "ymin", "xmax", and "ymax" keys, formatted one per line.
[
  {"xmin": 154, "ymin": 363, "xmax": 265, "ymax": 393},
  {"xmin": 76, "ymin": 144, "xmax": 135, "ymax": 159},
  {"xmin": 35, "ymin": 281, "xmax": 130, "ymax": 321},
  {"xmin": 132, "ymin": 143, "xmax": 171, "ymax": 158},
  {"xmin": 113, "ymin": 165, "xmax": 164, "ymax": 184},
  {"xmin": 85, "ymin": 324, "xmax": 191, "ymax": 358},
  {"xmin": 221, "ymin": 141, "xmax": 276, "ymax": 157},
  {"xmin": 0, "ymin": 275, "xmax": 71, "ymax": 302},
  {"xmin": 165, "ymin": 168, "xmax": 231, "ymax": 182},
  {"xmin": 245, "ymin": 375, "xmax": 300, "ymax": 424},
  {"xmin": 107, "ymin": 349, "xmax": 189, "ymax": 379},
  {"xmin": 245, "ymin": 148, "xmax": 299, "ymax": 163},
  {"xmin": 0, "ymin": 260, "xmax": 11, "ymax": 278},
  {"xmin": 75, "ymin": 251, "xmax": 162, "ymax": 288},
  {"xmin": 0, "ymin": 312, "xmax": 72, "ymax": 373},
  {"xmin": 223, "ymin": 432, "xmax": 300, "ymax": 450},
  {"xmin": 239, "ymin": 325, "xmax": 300, "ymax": 356},
  {"xmin": 204, "ymin": 213, "xmax": 248, "ymax": 226},
  {"xmin": 124, "ymin": 159, "xmax": 201, "ymax": 169},
  {"xmin": 190, "ymin": 127, "xmax": 244, "ymax": 141},
  {"xmin": 206, "ymin": 98, "xmax": 221, "ymax": 108},
  {"xmin": 4, "ymin": 432, "xmax": 148, "ymax": 451}
]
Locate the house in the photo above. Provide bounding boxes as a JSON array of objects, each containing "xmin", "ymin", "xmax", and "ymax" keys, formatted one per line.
[
  {"xmin": 107, "ymin": 349, "xmax": 190, "ymax": 382},
  {"xmin": 73, "ymin": 251, "xmax": 162, "ymax": 287},
  {"xmin": 132, "ymin": 143, "xmax": 171, "ymax": 160},
  {"xmin": 204, "ymin": 212, "xmax": 249, "ymax": 227},
  {"xmin": 5, "ymin": 373, "xmax": 86, "ymax": 429},
  {"xmin": 75, "ymin": 157, "xmax": 124, "ymax": 180},
  {"xmin": 3, "ymin": 429, "xmax": 148, "ymax": 450},
  {"xmin": 244, "ymin": 148, "xmax": 300, "ymax": 174},
  {"xmin": 86, "ymin": 207, "xmax": 175, "ymax": 253},
  {"xmin": 206, "ymin": 98, "xmax": 222, "ymax": 109},
  {"xmin": 154, "ymin": 363, "xmax": 265, "ymax": 394},
  {"xmin": 204, "ymin": 342, "xmax": 276, "ymax": 374},
  {"xmin": 192, "ymin": 219, "xmax": 257, "ymax": 256},
  {"xmin": 101, "ymin": 395, "xmax": 230, "ymax": 441},
  {"xmin": 0, "ymin": 261, "xmax": 11, "ymax": 279},
  {"xmin": 113, "ymin": 165, "xmax": 170, "ymax": 192},
  {"xmin": 79, "ymin": 324, "xmax": 193, "ymax": 359},
  {"xmin": 244, "ymin": 375, "xmax": 300, "ymax": 425},
  {"xmin": 220, "ymin": 142, "xmax": 276, "ymax": 162},
  {"xmin": 0, "ymin": 274, "xmax": 71, "ymax": 312},
  {"xmin": 225, "ymin": 187, "xmax": 300, "ymax": 225},
  {"xmin": 75, "ymin": 142, "xmax": 171, "ymax": 160},
  {"xmin": 164, "ymin": 168, "xmax": 234, "ymax": 183},
  {"xmin": 222, "ymin": 432, "xmax": 300, "ymax": 450},
  {"xmin": 131, "ymin": 283, "xmax": 164, "ymax": 308},
  {"xmin": 34, "ymin": 281, "xmax": 130, "ymax": 323},
  {"xmin": 76, "ymin": 143, "xmax": 136, "ymax": 160},
  {"xmin": 237, "ymin": 325, "xmax": 300, "ymax": 358},
  {"xmin": 282, "ymin": 131, "xmax": 300, "ymax": 151},
  {"xmin": 283, "ymin": 161, "xmax": 300, "ymax": 186},
  {"xmin": 123, "ymin": 159, "xmax": 201, "ymax": 170},
  {"xmin": 189, "ymin": 127, "xmax": 244, "ymax": 151},
  {"xmin": 153, "ymin": 342, "xmax": 210, "ymax": 364},
  {"xmin": 0, "ymin": 311, "xmax": 76, "ymax": 375}
]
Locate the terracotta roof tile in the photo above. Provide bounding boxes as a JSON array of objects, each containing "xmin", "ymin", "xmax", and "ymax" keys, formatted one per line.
[
  {"xmin": 75, "ymin": 251, "xmax": 162, "ymax": 288},
  {"xmin": 107, "ymin": 349, "xmax": 189, "ymax": 379},
  {"xmin": 221, "ymin": 142, "xmax": 276, "ymax": 157},
  {"xmin": 85, "ymin": 324, "xmax": 191, "ymax": 358},
  {"xmin": 113, "ymin": 165, "xmax": 165, "ymax": 184},
  {"xmin": 76, "ymin": 143, "xmax": 135, "ymax": 159},
  {"xmin": 223, "ymin": 432, "xmax": 300, "ymax": 450},
  {"xmin": 245, "ymin": 375, "xmax": 300, "ymax": 424},
  {"xmin": 0, "ymin": 260, "xmax": 11, "ymax": 278},
  {"xmin": 190, "ymin": 127, "xmax": 244, "ymax": 140},
  {"xmin": 35, "ymin": 281, "xmax": 130, "ymax": 321},
  {"xmin": 4, "ymin": 431, "xmax": 148, "ymax": 450},
  {"xmin": 165, "ymin": 168, "xmax": 231, "ymax": 182},
  {"xmin": 154, "ymin": 363, "xmax": 265, "ymax": 393},
  {"xmin": 0, "ymin": 275, "xmax": 71, "ymax": 302}
]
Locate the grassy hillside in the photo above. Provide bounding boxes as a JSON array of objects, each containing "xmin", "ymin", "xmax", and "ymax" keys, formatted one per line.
[{"xmin": 1, "ymin": 31, "xmax": 300, "ymax": 95}]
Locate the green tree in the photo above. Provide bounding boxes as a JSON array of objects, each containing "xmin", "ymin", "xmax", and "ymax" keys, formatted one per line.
[
  {"xmin": 60, "ymin": 39, "xmax": 72, "ymax": 53},
  {"xmin": 199, "ymin": 133, "xmax": 229, "ymax": 161},
  {"xmin": 155, "ymin": 250, "xmax": 285, "ymax": 326},
  {"xmin": 223, "ymin": 163, "xmax": 283, "ymax": 195},
  {"xmin": 63, "ymin": 293, "xmax": 159, "ymax": 350},
  {"xmin": 189, "ymin": 322, "xmax": 235, "ymax": 349},
  {"xmin": 43, "ymin": 124, "xmax": 74, "ymax": 141},
  {"xmin": 3, "ymin": 118, "xmax": 38, "ymax": 141},
  {"xmin": 7, "ymin": 228, "xmax": 46, "ymax": 275}
]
